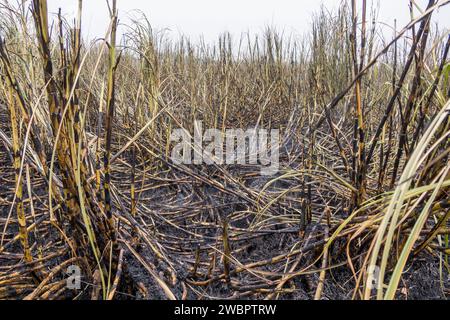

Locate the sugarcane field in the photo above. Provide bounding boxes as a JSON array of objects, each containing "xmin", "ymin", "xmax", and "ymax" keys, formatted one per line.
[{"xmin": 0, "ymin": 0, "xmax": 449, "ymax": 304}]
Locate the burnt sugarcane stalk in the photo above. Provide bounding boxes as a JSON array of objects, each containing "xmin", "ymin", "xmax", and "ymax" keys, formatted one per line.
[
  {"xmin": 3, "ymin": 65, "xmax": 32, "ymax": 263},
  {"xmin": 104, "ymin": 0, "xmax": 119, "ymax": 242},
  {"xmin": 222, "ymin": 219, "xmax": 231, "ymax": 284},
  {"xmin": 351, "ymin": 0, "xmax": 367, "ymax": 207},
  {"xmin": 32, "ymin": 0, "xmax": 79, "ymax": 224}
]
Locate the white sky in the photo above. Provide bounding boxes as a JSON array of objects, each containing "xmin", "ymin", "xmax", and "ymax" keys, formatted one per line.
[{"xmin": 46, "ymin": 0, "xmax": 450, "ymax": 43}]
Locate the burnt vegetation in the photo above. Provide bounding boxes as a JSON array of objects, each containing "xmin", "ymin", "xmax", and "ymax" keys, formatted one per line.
[{"xmin": 0, "ymin": 0, "xmax": 449, "ymax": 300}]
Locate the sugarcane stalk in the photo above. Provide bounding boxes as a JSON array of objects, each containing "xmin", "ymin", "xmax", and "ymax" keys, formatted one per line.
[
  {"xmin": 5, "ymin": 73, "xmax": 32, "ymax": 263},
  {"xmin": 222, "ymin": 219, "xmax": 231, "ymax": 284},
  {"xmin": 351, "ymin": 0, "xmax": 367, "ymax": 207},
  {"xmin": 104, "ymin": 0, "xmax": 118, "ymax": 239}
]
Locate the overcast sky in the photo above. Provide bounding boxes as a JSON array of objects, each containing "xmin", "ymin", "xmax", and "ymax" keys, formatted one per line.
[{"xmin": 46, "ymin": 0, "xmax": 450, "ymax": 43}]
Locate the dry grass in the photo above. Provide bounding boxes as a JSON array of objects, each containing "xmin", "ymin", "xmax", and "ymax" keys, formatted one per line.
[{"xmin": 0, "ymin": 0, "xmax": 449, "ymax": 300}]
